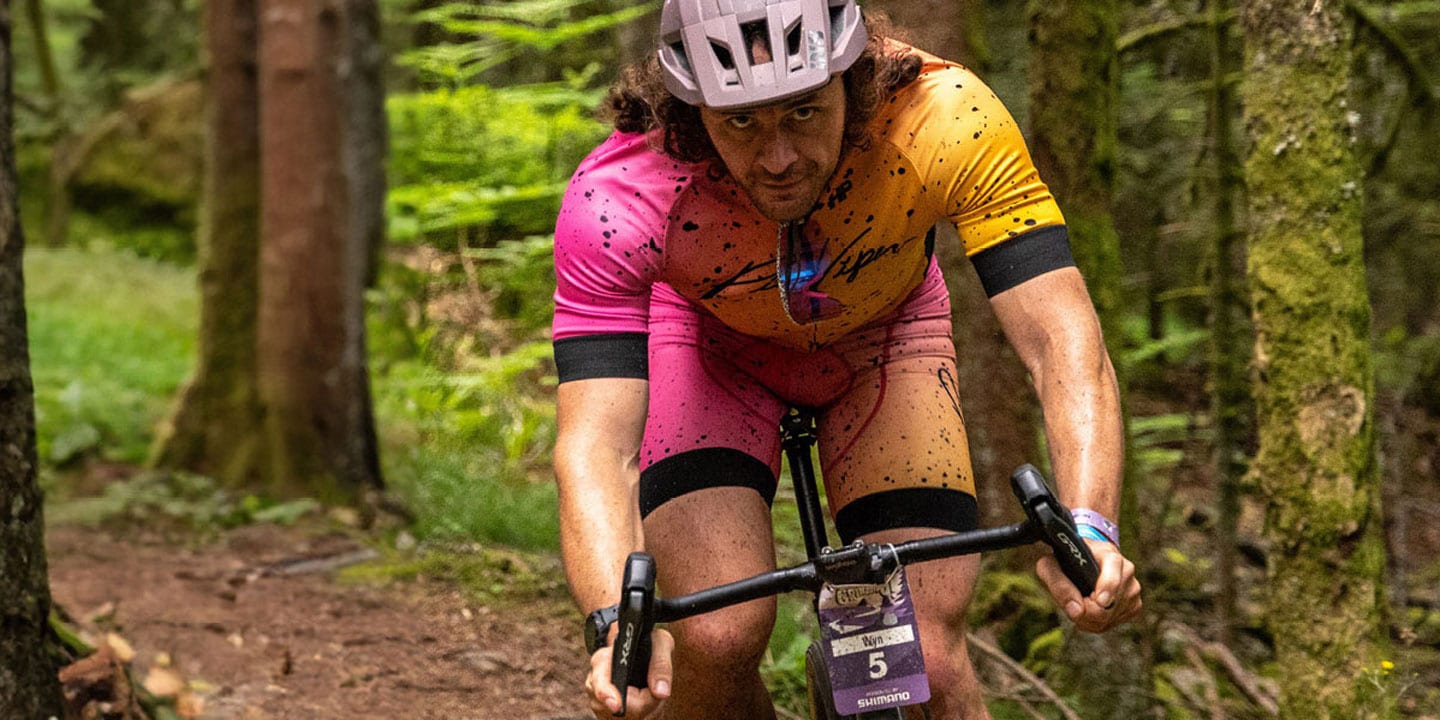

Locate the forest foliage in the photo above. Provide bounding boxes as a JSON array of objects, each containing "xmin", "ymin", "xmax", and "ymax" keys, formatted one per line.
[{"xmin": 10, "ymin": 0, "xmax": 1440, "ymax": 717}]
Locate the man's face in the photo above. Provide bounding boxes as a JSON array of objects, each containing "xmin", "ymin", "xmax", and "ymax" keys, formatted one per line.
[{"xmin": 699, "ymin": 78, "xmax": 847, "ymax": 223}]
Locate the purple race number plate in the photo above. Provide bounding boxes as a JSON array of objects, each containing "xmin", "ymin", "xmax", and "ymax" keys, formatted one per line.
[{"xmin": 817, "ymin": 566, "xmax": 930, "ymax": 714}]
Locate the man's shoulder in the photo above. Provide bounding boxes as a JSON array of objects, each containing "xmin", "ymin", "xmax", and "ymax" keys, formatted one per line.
[
  {"xmin": 568, "ymin": 131, "xmax": 697, "ymax": 197},
  {"xmin": 558, "ymin": 131, "xmax": 704, "ymax": 240},
  {"xmin": 879, "ymin": 52, "xmax": 1005, "ymax": 139}
]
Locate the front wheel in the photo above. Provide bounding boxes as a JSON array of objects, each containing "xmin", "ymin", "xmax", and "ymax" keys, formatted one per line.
[
  {"xmin": 805, "ymin": 641, "xmax": 921, "ymax": 720},
  {"xmin": 805, "ymin": 640, "xmax": 845, "ymax": 720}
]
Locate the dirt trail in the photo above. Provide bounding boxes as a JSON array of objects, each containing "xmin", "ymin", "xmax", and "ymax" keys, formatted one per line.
[{"xmin": 46, "ymin": 523, "xmax": 592, "ymax": 720}]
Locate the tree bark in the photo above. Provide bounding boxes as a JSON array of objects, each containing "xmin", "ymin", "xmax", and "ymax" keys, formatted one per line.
[
  {"xmin": 879, "ymin": 0, "xmax": 989, "ymax": 70},
  {"xmin": 1205, "ymin": 0, "xmax": 1250, "ymax": 646},
  {"xmin": 151, "ymin": 0, "xmax": 265, "ymax": 487},
  {"xmin": 1240, "ymin": 0, "xmax": 1388, "ymax": 715},
  {"xmin": 257, "ymin": 0, "xmax": 384, "ymax": 501},
  {"xmin": 1026, "ymin": 0, "xmax": 1150, "ymax": 716},
  {"xmin": 0, "ymin": 7, "xmax": 65, "ymax": 715}
]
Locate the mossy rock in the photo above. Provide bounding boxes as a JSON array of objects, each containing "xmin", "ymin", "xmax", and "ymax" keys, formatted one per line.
[{"xmin": 71, "ymin": 79, "xmax": 203, "ymax": 219}]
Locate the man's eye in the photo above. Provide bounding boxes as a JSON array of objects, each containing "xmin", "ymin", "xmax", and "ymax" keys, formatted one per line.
[
  {"xmin": 726, "ymin": 115, "xmax": 754, "ymax": 130},
  {"xmin": 791, "ymin": 107, "xmax": 819, "ymax": 121}
]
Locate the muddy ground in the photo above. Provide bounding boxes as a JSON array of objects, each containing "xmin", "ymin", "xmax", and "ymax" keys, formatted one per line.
[{"xmin": 46, "ymin": 522, "xmax": 592, "ymax": 720}]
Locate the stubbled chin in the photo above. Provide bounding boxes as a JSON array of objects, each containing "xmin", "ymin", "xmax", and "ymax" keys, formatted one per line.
[{"xmin": 748, "ymin": 191, "xmax": 818, "ymax": 223}]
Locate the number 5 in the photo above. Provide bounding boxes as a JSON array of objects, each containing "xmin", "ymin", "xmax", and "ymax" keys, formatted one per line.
[{"xmin": 868, "ymin": 651, "xmax": 888, "ymax": 679}]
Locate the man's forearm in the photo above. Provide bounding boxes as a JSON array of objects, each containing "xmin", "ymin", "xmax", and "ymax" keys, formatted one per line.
[
  {"xmin": 556, "ymin": 447, "xmax": 646, "ymax": 613},
  {"xmin": 553, "ymin": 377, "xmax": 650, "ymax": 614},
  {"xmin": 1034, "ymin": 341, "xmax": 1124, "ymax": 520},
  {"xmin": 990, "ymin": 269, "xmax": 1126, "ymax": 521}
]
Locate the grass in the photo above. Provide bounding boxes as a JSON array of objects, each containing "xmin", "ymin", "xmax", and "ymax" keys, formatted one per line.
[
  {"xmin": 25, "ymin": 244, "xmax": 563, "ymax": 554},
  {"xmin": 379, "ymin": 440, "xmax": 561, "ymax": 551},
  {"xmin": 24, "ymin": 246, "xmax": 197, "ymax": 469}
]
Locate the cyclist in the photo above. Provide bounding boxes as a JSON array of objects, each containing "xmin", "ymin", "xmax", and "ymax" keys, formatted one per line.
[{"xmin": 552, "ymin": 1, "xmax": 1142, "ymax": 717}]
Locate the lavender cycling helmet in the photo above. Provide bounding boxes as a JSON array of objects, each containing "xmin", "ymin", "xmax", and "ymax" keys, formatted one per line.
[{"xmin": 658, "ymin": 0, "xmax": 867, "ymax": 109}]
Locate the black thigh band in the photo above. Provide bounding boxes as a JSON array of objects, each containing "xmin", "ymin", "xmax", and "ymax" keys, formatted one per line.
[
  {"xmin": 833, "ymin": 488, "xmax": 980, "ymax": 545},
  {"xmin": 639, "ymin": 448, "xmax": 778, "ymax": 518}
]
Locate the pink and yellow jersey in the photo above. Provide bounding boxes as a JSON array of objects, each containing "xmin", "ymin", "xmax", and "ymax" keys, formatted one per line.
[{"xmin": 553, "ymin": 46, "xmax": 1071, "ymax": 381}]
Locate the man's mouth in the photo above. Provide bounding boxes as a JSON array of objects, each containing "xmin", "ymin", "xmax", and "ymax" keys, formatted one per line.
[{"xmin": 758, "ymin": 176, "xmax": 807, "ymax": 193}]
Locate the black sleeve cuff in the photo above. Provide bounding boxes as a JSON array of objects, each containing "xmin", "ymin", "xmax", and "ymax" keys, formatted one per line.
[
  {"xmin": 553, "ymin": 333, "xmax": 649, "ymax": 383},
  {"xmin": 970, "ymin": 225, "xmax": 1075, "ymax": 297}
]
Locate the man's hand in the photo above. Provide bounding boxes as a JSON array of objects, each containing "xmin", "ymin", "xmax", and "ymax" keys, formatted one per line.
[
  {"xmin": 1036, "ymin": 541, "xmax": 1142, "ymax": 633},
  {"xmin": 586, "ymin": 628, "xmax": 674, "ymax": 718}
]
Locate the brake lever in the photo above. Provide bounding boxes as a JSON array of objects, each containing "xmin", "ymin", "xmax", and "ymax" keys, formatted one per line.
[
  {"xmin": 609, "ymin": 552, "xmax": 656, "ymax": 716},
  {"xmin": 1011, "ymin": 464, "xmax": 1099, "ymax": 597}
]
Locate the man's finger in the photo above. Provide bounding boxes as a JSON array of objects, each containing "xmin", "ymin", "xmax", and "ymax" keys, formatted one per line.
[
  {"xmin": 1034, "ymin": 556, "xmax": 1084, "ymax": 619},
  {"xmin": 586, "ymin": 646, "xmax": 624, "ymax": 717},
  {"xmin": 647, "ymin": 629, "xmax": 675, "ymax": 699},
  {"xmin": 1091, "ymin": 544, "xmax": 1126, "ymax": 609}
]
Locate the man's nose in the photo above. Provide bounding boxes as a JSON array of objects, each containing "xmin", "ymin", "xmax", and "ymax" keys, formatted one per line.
[{"xmin": 756, "ymin": 134, "xmax": 799, "ymax": 176}]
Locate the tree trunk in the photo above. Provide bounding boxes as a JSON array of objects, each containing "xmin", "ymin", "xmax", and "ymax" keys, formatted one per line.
[
  {"xmin": 21, "ymin": 0, "xmax": 61, "ymax": 103},
  {"xmin": 151, "ymin": 0, "xmax": 265, "ymax": 487},
  {"xmin": 1027, "ymin": 0, "xmax": 1150, "ymax": 716},
  {"xmin": 1240, "ymin": 0, "xmax": 1387, "ymax": 715},
  {"xmin": 1205, "ymin": 0, "xmax": 1250, "ymax": 646},
  {"xmin": 611, "ymin": 0, "xmax": 657, "ymax": 69},
  {"xmin": 879, "ymin": 0, "xmax": 988, "ymax": 70},
  {"xmin": 935, "ymin": 225, "xmax": 1036, "ymax": 530},
  {"xmin": 257, "ymin": 0, "xmax": 384, "ymax": 501},
  {"xmin": 0, "ymin": 7, "xmax": 65, "ymax": 715}
]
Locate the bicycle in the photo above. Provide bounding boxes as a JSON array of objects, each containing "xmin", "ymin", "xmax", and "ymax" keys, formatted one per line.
[{"xmin": 584, "ymin": 407, "xmax": 1100, "ymax": 719}]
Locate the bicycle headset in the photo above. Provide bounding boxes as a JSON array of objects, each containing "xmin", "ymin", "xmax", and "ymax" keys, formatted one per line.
[{"xmin": 658, "ymin": 0, "xmax": 868, "ymax": 108}]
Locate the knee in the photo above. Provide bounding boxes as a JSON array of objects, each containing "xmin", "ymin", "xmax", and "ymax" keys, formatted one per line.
[{"xmin": 671, "ymin": 600, "xmax": 776, "ymax": 670}]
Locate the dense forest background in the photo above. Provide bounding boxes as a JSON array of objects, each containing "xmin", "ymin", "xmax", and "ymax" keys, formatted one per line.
[{"xmin": 4, "ymin": 0, "xmax": 1440, "ymax": 717}]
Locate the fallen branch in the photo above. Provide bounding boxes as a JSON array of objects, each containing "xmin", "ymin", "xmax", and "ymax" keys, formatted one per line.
[
  {"xmin": 968, "ymin": 632, "xmax": 1081, "ymax": 720},
  {"xmin": 248, "ymin": 547, "xmax": 380, "ymax": 579},
  {"xmin": 1164, "ymin": 621, "xmax": 1278, "ymax": 716},
  {"xmin": 1184, "ymin": 645, "xmax": 1225, "ymax": 720}
]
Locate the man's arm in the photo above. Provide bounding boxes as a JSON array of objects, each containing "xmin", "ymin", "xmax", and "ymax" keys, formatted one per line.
[
  {"xmin": 556, "ymin": 377, "xmax": 676, "ymax": 717},
  {"xmin": 989, "ymin": 266, "xmax": 1141, "ymax": 632},
  {"xmin": 989, "ymin": 267, "xmax": 1122, "ymax": 518},
  {"xmin": 555, "ymin": 377, "xmax": 649, "ymax": 613}
]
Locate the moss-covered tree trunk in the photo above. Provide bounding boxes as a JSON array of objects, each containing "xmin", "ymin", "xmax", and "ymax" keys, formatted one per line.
[
  {"xmin": 1205, "ymin": 0, "xmax": 1250, "ymax": 645},
  {"xmin": 257, "ymin": 0, "xmax": 385, "ymax": 501},
  {"xmin": 1240, "ymin": 0, "xmax": 1388, "ymax": 716},
  {"xmin": 0, "ymin": 8, "xmax": 65, "ymax": 716},
  {"xmin": 151, "ymin": 0, "xmax": 265, "ymax": 487},
  {"xmin": 1027, "ymin": 0, "xmax": 1149, "ymax": 717},
  {"xmin": 21, "ymin": 0, "xmax": 61, "ymax": 103}
]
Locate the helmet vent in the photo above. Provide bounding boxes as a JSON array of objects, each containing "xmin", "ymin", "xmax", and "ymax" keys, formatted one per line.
[
  {"xmin": 669, "ymin": 41, "xmax": 692, "ymax": 73},
  {"xmin": 710, "ymin": 41, "xmax": 736, "ymax": 71},
  {"xmin": 785, "ymin": 21, "xmax": 803, "ymax": 59},
  {"xmin": 829, "ymin": 6, "xmax": 846, "ymax": 48},
  {"xmin": 740, "ymin": 20, "xmax": 772, "ymax": 65}
]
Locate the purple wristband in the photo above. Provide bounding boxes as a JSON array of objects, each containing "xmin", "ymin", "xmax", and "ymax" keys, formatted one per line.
[{"xmin": 1071, "ymin": 508, "xmax": 1120, "ymax": 546}]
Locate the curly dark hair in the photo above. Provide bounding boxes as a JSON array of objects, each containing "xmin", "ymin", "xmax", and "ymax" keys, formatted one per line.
[{"xmin": 602, "ymin": 11, "xmax": 922, "ymax": 164}]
